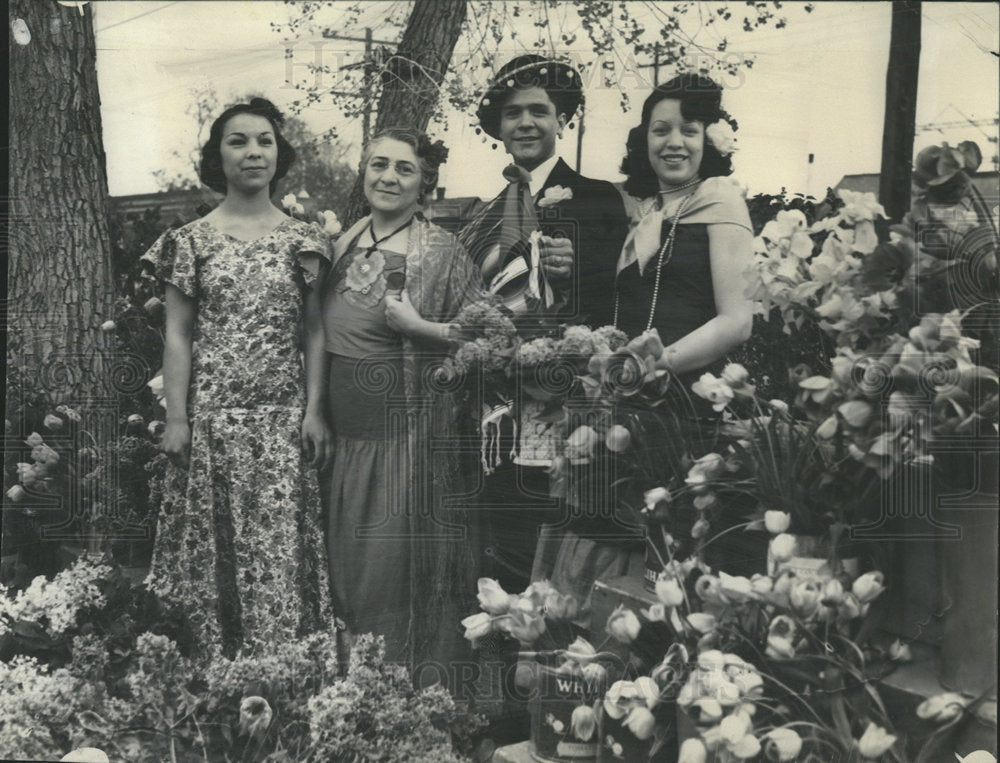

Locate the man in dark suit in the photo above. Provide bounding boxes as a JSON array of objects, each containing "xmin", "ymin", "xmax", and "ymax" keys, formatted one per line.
[{"xmin": 459, "ymin": 54, "xmax": 629, "ymax": 329}]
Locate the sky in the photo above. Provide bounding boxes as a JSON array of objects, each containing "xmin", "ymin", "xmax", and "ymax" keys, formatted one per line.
[{"xmin": 92, "ymin": 1, "xmax": 999, "ymax": 202}]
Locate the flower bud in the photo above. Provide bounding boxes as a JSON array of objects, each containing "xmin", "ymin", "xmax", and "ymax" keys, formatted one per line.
[
  {"xmin": 691, "ymin": 517, "xmax": 710, "ymax": 539},
  {"xmin": 687, "ymin": 613, "xmax": 717, "ymax": 634},
  {"xmin": 856, "ymin": 722, "xmax": 897, "ymax": 759},
  {"xmin": 461, "ymin": 612, "xmax": 492, "ymax": 645},
  {"xmin": 581, "ymin": 661, "xmax": 607, "ymax": 689},
  {"xmin": 143, "ymin": 296, "xmax": 165, "ymax": 320},
  {"xmin": 238, "ymin": 696, "xmax": 273, "ymax": 741},
  {"xmin": 643, "ymin": 486, "xmax": 671, "ymax": 509},
  {"xmin": 100, "ymin": 319, "xmax": 117, "ymax": 332},
  {"xmin": 815, "ymin": 415, "xmax": 839, "ymax": 439},
  {"xmin": 6, "ymin": 485, "xmax": 27, "ymax": 503},
  {"xmin": 790, "ymin": 580, "xmax": 822, "ymax": 617},
  {"xmin": 678, "ymin": 737, "xmax": 708, "ymax": 763},
  {"xmin": 25, "ymin": 431, "xmax": 44, "ymax": 448},
  {"xmin": 888, "ymin": 639, "xmax": 912, "ymax": 662},
  {"xmin": 148, "ymin": 420, "xmax": 166, "ymax": 439},
  {"xmin": 43, "ymin": 414, "xmax": 64, "ymax": 431}
]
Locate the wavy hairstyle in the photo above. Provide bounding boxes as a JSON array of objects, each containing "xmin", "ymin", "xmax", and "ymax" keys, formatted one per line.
[
  {"xmin": 619, "ymin": 74, "xmax": 738, "ymax": 199},
  {"xmin": 199, "ymin": 97, "xmax": 296, "ymax": 195},
  {"xmin": 361, "ymin": 127, "xmax": 450, "ymax": 204}
]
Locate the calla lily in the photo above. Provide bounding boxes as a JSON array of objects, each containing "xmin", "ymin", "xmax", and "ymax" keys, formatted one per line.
[{"xmin": 856, "ymin": 722, "xmax": 897, "ymax": 759}]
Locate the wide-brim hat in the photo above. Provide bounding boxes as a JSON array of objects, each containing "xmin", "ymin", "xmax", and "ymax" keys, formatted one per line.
[{"xmin": 476, "ymin": 54, "xmax": 584, "ymax": 140}]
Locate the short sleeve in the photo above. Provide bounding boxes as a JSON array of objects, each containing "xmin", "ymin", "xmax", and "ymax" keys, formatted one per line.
[
  {"xmin": 295, "ymin": 222, "xmax": 332, "ymax": 289},
  {"xmin": 140, "ymin": 228, "xmax": 198, "ymax": 299}
]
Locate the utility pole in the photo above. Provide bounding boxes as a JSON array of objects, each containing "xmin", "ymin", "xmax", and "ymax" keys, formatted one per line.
[
  {"xmin": 323, "ymin": 27, "xmax": 397, "ymax": 145},
  {"xmin": 879, "ymin": 1, "xmax": 921, "ymax": 223}
]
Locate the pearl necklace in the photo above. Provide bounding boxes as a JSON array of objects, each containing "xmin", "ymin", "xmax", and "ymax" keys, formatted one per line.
[{"xmin": 613, "ymin": 183, "xmax": 700, "ymax": 332}]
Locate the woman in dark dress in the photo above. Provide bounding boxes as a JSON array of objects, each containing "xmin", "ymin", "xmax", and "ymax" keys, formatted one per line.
[
  {"xmin": 533, "ymin": 75, "xmax": 756, "ymax": 611},
  {"xmin": 615, "ymin": 73, "xmax": 753, "ymax": 369}
]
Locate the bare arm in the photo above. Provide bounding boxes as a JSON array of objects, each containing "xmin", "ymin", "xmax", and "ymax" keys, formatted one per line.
[
  {"xmin": 657, "ymin": 223, "xmax": 754, "ymax": 375},
  {"xmin": 301, "ymin": 285, "xmax": 332, "ymax": 469},
  {"xmin": 161, "ymin": 283, "xmax": 196, "ymax": 468}
]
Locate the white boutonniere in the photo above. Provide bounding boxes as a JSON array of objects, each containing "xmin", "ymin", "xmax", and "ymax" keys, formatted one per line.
[{"xmin": 538, "ymin": 185, "xmax": 574, "ymax": 208}]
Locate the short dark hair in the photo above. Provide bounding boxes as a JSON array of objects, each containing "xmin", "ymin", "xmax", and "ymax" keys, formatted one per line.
[
  {"xmin": 199, "ymin": 97, "xmax": 296, "ymax": 195},
  {"xmin": 360, "ymin": 127, "xmax": 449, "ymax": 204},
  {"xmin": 476, "ymin": 55, "xmax": 584, "ymax": 140},
  {"xmin": 620, "ymin": 74, "xmax": 737, "ymax": 199}
]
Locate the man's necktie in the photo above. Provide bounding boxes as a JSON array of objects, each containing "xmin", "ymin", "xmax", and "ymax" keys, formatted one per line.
[{"xmin": 483, "ymin": 164, "xmax": 538, "ymax": 281}]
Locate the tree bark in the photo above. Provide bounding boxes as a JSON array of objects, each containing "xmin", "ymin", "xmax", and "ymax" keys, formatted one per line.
[
  {"xmin": 878, "ymin": 0, "xmax": 921, "ymax": 223},
  {"xmin": 343, "ymin": 0, "xmax": 469, "ymax": 225},
  {"xmin": 9, "ymin": 0, "xmax": 116, "ymax": 404}
]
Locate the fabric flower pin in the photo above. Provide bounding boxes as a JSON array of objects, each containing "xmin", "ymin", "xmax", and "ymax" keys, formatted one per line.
[{"xmin": 538, "ymin": 185, "xmax": 574, "ymax": 208}]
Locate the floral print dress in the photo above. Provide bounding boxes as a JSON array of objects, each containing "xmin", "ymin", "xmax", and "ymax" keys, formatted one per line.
[{"xmin": 141, "ymin": 217, "xmax": 334, "ymax": 658}]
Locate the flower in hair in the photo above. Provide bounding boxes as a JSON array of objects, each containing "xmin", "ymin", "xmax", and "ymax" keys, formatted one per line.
[
  {"xmin": 421, "ymin": 138, "xmax": 450, "ymax": 169},
  {"xmin": 706, "ymin": 121, "xmax": 737, "ymax": 157}
]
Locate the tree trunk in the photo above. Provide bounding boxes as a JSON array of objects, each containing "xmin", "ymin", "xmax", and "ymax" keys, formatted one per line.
[
  {"xmin": 9, "ymin": 0, "xmax": 116, "ymax": 405},
  {"xmin": 343, "ymin": 0, "xmax": 469, "ymax": 225},
  {"xmin": 878, "ymin": 0, "xmax": 921, "ymax": 223}
]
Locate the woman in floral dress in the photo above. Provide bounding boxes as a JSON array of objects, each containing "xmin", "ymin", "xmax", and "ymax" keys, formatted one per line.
[
  {"xmin": 320, "ymin": 128, "xmax": 482, "ymax": 676},
  {"xmin": 142, "ymin": 98, "xmax": 333, "ymax": 658}
]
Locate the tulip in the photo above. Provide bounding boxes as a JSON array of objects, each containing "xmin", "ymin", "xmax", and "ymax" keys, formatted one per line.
[
  {"xmin": 461, "ymin": 612, "xmax": 492, "ymax": 645},
  {"xmin": 634, "ymin": 675, "xmax": 660, "ymax": 707},
  {"xmin": 126, "ymin": 413, "xmax": 145, "ymax": 436},
  {"xmin": 766, "ymin": 635, "xmax": 796, "ymax": 660},
  {"xmin": 623, "ymin": 706, "xmax": 656, "ymax": 740},
  {"xmin": 769, "ymin": 398, "xmax": 789, "ymax": 413},
  {"xmin": 695, "ymin": 574, "xmax": 726, "ymax": 605},
  {"xmin": 852, "ymin": 571, "xmax": 886, "ymax": 603},
  {"xmin": 605, "ymin": 424, "xmax": 631, "ymax": 452},
  {"xmin": 750, "ymin": 574, "xmax": 773, "ymax": 597},
  {"xmin": 769, "ymin": 533, "xmax": 796, "ymax": 563},
  {"xmin": 318, "ymin": 209, "xmax": 342, "ymax": 235},
  {"xmin": 6, "ymin": 485, "xmax": 27, "ymax": 502},
  {"xmin": 856, "ymin": 722, "xmax": 897, "ymax": 759},
  {"xmin": 565, "ymin": 425, "xmax": 600, "ymax": 461},
  {"xmin": 606, "ymin": 604, "xmax": 641, "ymax": 644},
  {"xmin": 148, "ymin": 420, "xmax": 166, "ymax": 439},
  {"xmin": 790, "ymin": 580, "xmax": 822, "ymax": 617},
  {"xmin": 581, "ymin": 662, "xmax": 607, "ymax": 688},
  {"xmin": 691, "ymin": 517, "xmax": 711, "ymax": 539},
  {"xmin": 719, "ymin": 572, "xmax": 753, "ymax": 604},
  {"xmin": 888, "ymin": 639, "xmax": 912, "ymax": 662},
  {"xmin": 719, "ymin": 710, "xmax": 752, "ymax": 744},
  {"xmin": 821, "ymin": 578, "xmax": 845, "ymax": 606},
  {"xmin": 238, "ymin": 696, "xmax": 273, "ymax": 741},
  {"xmin": 838, "ymin": 592, "xmax": 865, "ymax": 620},
  {"xmin": 642, "ymin": 603, "xmax": 668, "ymax": 622},
  {"xmin": 25, "ymin": 431, "xmax": 44, "ymax": 447},
  {"xmin": 692, "ymin": 373, "xmax": 736, "ymax": 411},
  {"xmin": 678, "ymin": 737, "xmax": 708, "ymax": 763},
  {"xmin": 721, "ymin": 362, "xmax": 751, "ymax": 387},
  {"xmin": 543, "ymin": 589, "xmax": 579, "ymax": 620},
  {"xmin": 603, "ymin": 680, "xmax": 636, "ymax": 719},
  {"xmin": 693, "ymin": 492, "xmax": 717, "ymax": 510},
  {"xmin": 687, "ymin": 613, "xmax": 717, "ymax": 634},
  {"xmin": 477, "ymin": 578, "xmax": 513, "ymax": 614},
  {"xmin": 100, "ymin": 319, "xmax": 116, "ymax": 332},
  {"xmin": 730, "ymin": 732, "xmax": 761, "ymax": 759},
  {"xmin": 643, "ymin": 486, "xmax": 671, "ymax": 510},
  {"xmin": 570, "ymin": 704, "xmax": 597, "ymax": 741},
  {"xmin": 693, "ymin": 697, "xmax": 724, "ymax": 723},
  {"xmin": 764, "ymin": 510, "xmax": 791, "ymax": 534},
  {"xmin": 697, "ymin": 650, "xmax": 725, "ymax": 672},
  {"xmin": 765, "ymin": 727, "xmax": 803, "ymax": 761},
  {"xmin": 815, "ymin": 415, "xmax": 839, "ymax": 439},
  {"xmin": 60, "ymin": 750, "xmax": 110, "ymax": 763},
  {"xmin": 565, "ymin": 636, "xmax": 597, "ymax": 666},
  {"xmin": 504, "ymin": 607, "xmax": 546, "ymax": 644},
  {"xmin": 655, "ymin": 575, "xmax": 685, "ymax": 608},
  {"xmin": 32, "ymin": 444, "xmax": 60, "ymax": 466},
  {"xmin": 143, "ymin": 296, "xmax": 165, "ymax": 320},
  {"xmin": 43, "ymin": 413, "xmax": 64, "ymax": 431},
  {"xmin": 732, "ymin": 670, "xmax": 763, "ymax": 697},
  {"xmin": 916, "ymin": 692, "xmax": 968, "ymax": 723}
]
